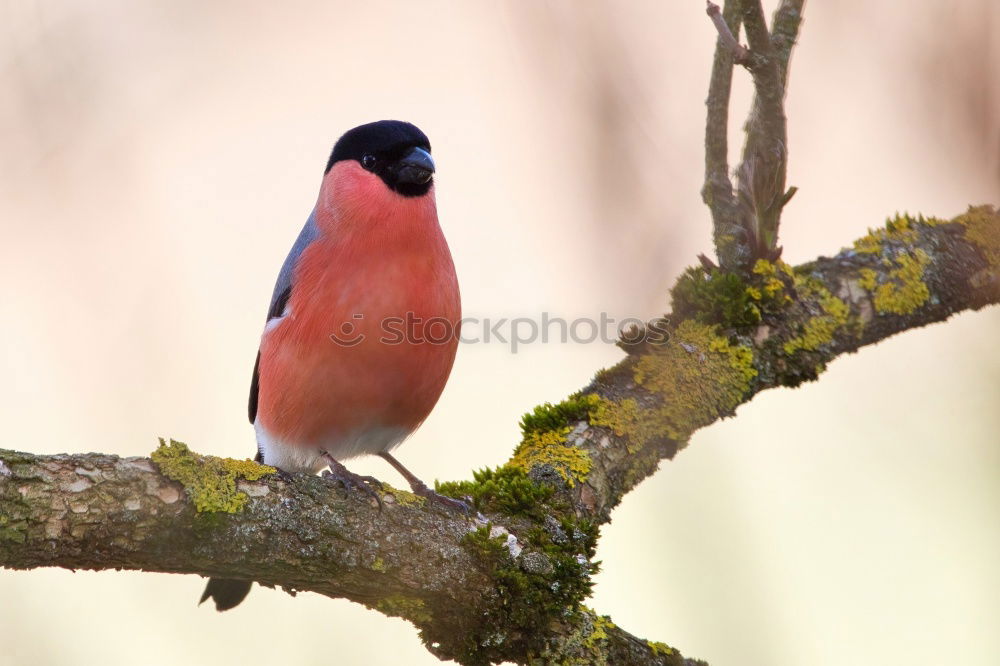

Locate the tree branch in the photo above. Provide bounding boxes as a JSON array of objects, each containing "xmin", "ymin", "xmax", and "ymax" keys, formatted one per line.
[
  {"xmin": 705, "ymin": 1, "xmax": 749, "ymax": 65},
  {"xmin": 569, "ymin": 206, "xmax": 999, "ymax": 519},
  {"xmin": 0, "ymin": 442, "xmax": 700, "ymax": 665},
  {"xmin": 733, "ymin": 0, "xmax": 790, "ymax": 265},
  {"xmin": 3, "ymin": 206, "xmax": 997, "ymax": 664},
  {"xmin": 703, "ymin": 0, "xmax": 805, "ymax": 271},
  {"xmin": 702, "ymin": 0, "xmax": 746, "ymax": 271},
  {"xmin": 770, "ymin": 0, "xmax": 805, "ymax": 89}
]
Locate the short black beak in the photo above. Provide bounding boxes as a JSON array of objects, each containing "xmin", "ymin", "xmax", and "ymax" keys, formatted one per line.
[{"xmin": 394, "ymin": 147, "xmax": 435, "ymax": 185}]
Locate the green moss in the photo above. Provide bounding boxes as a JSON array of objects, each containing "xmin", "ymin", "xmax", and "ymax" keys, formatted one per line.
[
  {"xmin": 872, "ymin": 249, "xmax": 931, "ymax": 315},
  {"xmin": 459, "ymin": 519, "xmax": 598, "ymax": 659},
  {"xmin": 372, "ymin": 557, "xmax": 386, "ymax": 573},
  {"xmin": 150, "ymin": 439, "xmax": 275, "ymax": 513},
  {"xmin": 783, "ymin": 282, "xmax": 851, "ymax": 354},
  {"xmin": 436, "ymin": 466, "xmax": 553, "ymax": 517},
  {"xmin": 439, "ymin": 393, "xmax": 608, "ymax": 513},
  {"xmin": 519, "ymin": 394, "xmax": 602, "ymax": 435},
  {"xmin": 500, "ymin": 395, "xmax": 605, "ymax": 489},
  {"xmin": 669, "ymin": 260, "xmax": 803, "ymax": 331},
  {"xmin": 376, "ymin": 595, "xmax": 432, "ymax": 624},
  {"xmin": 464, "ymin": 526, "xmax": 552, "ymax": 627},
  {"xmin": 671, "ymin": 267, "xmax": 761, "ymax": 328}
]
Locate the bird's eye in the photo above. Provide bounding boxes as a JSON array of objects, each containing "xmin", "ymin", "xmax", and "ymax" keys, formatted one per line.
[{"xmin": 361, "ymin": 154, "xmax": 377, "ymax": 171}]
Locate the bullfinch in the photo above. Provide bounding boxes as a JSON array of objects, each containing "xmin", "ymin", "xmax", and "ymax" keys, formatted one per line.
[{"xmin": 201, "ymin": 120, "xmax": 464, "ymax": 611}]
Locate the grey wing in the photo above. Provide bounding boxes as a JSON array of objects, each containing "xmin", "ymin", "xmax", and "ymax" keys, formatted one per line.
[
  {"xmin": 268, "ymin": 209, "xmax": 320, "ymax": 318},
  {"xmin": 249, "ymin": 210, "xmax": 320, "ymax": 424}
]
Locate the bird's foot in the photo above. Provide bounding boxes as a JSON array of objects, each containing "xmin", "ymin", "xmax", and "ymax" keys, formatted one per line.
[
  {"xmin": 321, "ymin": 456, "xmax": 383, "ymax": 508},
  {"xmin": 273, "ymin": 467, "xmax": 296, "ymax": 482},
  {"xmin": 409, "ymin": 481, "xmax": 471, "ymax": 514}
]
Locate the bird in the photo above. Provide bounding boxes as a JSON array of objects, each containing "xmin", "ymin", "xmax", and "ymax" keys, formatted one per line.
[{"xmin": 201, "ymin": 120, "xmax": 464, "ymax": 611}]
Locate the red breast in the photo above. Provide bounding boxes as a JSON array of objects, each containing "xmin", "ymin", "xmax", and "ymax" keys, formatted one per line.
[{"xmin": 256, "ymin": 161, "xmax": 461, "ymax": 448}]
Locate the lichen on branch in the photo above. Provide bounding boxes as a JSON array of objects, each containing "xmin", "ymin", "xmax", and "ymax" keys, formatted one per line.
[
  {"xmin": 2, "ymin": 206, "xmax": 998, "ymax": 666},
  {"xmin": 151, "ymin": 439, "xmax": 275, "ymax": 513}
]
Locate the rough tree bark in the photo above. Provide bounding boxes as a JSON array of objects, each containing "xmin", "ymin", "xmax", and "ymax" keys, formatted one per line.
[{"xmin": 2, "ymin": 3, "xmax": 998, "ymax": 665}]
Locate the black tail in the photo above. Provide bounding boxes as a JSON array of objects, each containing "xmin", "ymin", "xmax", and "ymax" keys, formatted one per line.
[{"xmin": 200, "ymin": 578, "xmax": 253, "ymax": 611}]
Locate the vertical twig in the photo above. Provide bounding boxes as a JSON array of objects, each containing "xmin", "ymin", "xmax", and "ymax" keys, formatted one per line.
[
  {"xmin": 770, "ymin": 0, "xmax": 805, "ymax": 90},
  {"xmin": 702, "ymin": 0, "xmax": 805, "ymax": 270},
  {"xmin": 735, "ymin": 0, "xmax": 788, "ymax": 264},
  {"xmin": 702, "ymin": 0, "xmax": 748, "ymax": 271}
]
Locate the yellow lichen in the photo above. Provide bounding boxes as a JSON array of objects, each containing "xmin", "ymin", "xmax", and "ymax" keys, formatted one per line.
[
  {"xmin": 583, "ymin": 613, "xmax": 615, "ymax": 650},
  {"xmin": 762, "ymin": 278, "xmax": 784, "ymax": 298},
  {"xmin": 753, "ymin": 258, "xmax": 794, "ymax": 280},
  {"xmin": 748, "ymin": 259, "xmax": 793, "ymax": 306},
  {"xmin": 613, "ymin": 321, "xmax": 758, "ymax": 442},
  {"xmin": 852, "ymin": 213, "xmax": 947, "ymax": 255},
  {"xmin": 381, "ymin": 483, "xmax": 427, "ymax": 507},
  {"xmin": 853, "ymin": 214, "xmax": 919, "ymax": 254},
  {"xmin": 872, "ymin": 249, "xmax": 931, "ymax": 315},
  {"xmin": 783, "ymin": 283, "xmax": 851, "ymax": 354},
  {"xmin": 372, "ymin": 557, "xmax": 386, "ymax": 573},
  {"xmin": 509, "ymin": 428, "xmax": 592, "ymax": 487},
  {"xmin": 647, "ymin": 640, "xmax": 675, "ymax": 657},
  {"xmin": 375, "ymin": 595, "xmax": 432, "ymax": 624},
  {"xmin": 854, "ymin": 235, "xmax": 881, "ymax": 254},
  {"xmin": 587, "ymin": 396, "xmax": 630, "ymax": 435},
  {"xmin": 858, "ymin": 268, "xmax": 878, "ymax": 291},
  {"xmin": 959, "ymin": 205, "xmax": 1000, "ymax": 268},
  {"xmin": 589, "ymin": 397, "xmax": 634, "ymax": 436},
  {"xmin": 150, "ymin": 439, "xmax": 275, "ymax": 513},
  {"xmin": 589, "ymin": 396, "xmax": 667, "ymax": 454}
]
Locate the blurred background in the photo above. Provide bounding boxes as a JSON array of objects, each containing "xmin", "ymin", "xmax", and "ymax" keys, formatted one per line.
[{"xmin": 1, "ymin": 1, "xmax": 998, "ymax": 664}]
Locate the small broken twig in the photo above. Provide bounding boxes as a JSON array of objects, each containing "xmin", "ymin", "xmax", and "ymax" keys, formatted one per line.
[{"xmin": 706, "ymin": 1, "xmax": 750, "ymax": 65}]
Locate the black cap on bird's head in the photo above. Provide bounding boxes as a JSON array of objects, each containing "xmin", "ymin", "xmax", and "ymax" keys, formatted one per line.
[{"xmin": 326, "ymin": 120, "xmax": 435, "ymax": 197}]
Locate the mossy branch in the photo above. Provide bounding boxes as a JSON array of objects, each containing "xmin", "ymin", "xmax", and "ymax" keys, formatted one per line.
[
  {"xmin": 2, "ymin": 206, "xmax": 996, "ymax": 664},
  {"xmin": 4, "ymin": 0, "xmax": 995, "ymax": 660},
  {"xmin": 0, "ymin": 445, "xmax": 699, "ymax": 665},
  {"xmin": 561, "ymin": 206, "xmax": 999, "ymax": 521}
]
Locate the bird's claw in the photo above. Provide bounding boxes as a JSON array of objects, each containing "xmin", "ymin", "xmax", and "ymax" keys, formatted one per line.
[
  {"xmin": 321, "ymin": 465, "xmax": 384, "ymax": 508},
  {"xmin": 273, "ymin": 468, "xmax": 297, "ymax": 482},
  {"xmin": 410, "ymin": 482, "xmax": 472, "ymax": 514}
]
